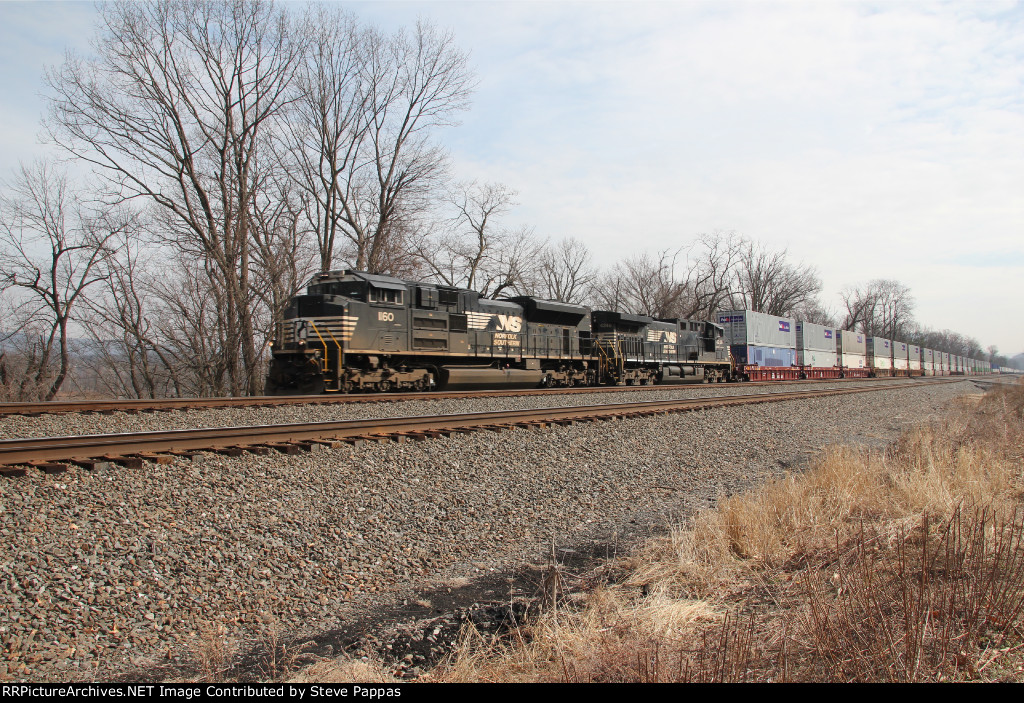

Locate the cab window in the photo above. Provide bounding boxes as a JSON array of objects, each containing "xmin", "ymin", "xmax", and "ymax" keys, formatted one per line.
[
  {"xmin": 370, "ymin": 286, "xmax": 404, "ymax": 306},
  {"xmin": 309, "ymin": 282, "xmax": 366, "ymax": 301}
]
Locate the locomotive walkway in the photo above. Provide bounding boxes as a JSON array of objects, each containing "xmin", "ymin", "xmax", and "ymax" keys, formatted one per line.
[{"xmin": 0, "ymin": 379, "xmax": 960, "ymax": 475}]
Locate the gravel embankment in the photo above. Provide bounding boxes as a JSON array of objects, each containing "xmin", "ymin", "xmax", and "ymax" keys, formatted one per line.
[
  {"xmin": 1, "ymin": 378, "xmax": 931, "ymax": 439},
  {"xmin": 0, "ymin": 380, "xmax": 975, "ymax": 682}
]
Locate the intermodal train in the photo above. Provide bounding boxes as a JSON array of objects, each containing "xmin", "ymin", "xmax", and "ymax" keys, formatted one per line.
[{"xmin": 265, "ymin": 270, "xmax": 993, "ymax": 395}]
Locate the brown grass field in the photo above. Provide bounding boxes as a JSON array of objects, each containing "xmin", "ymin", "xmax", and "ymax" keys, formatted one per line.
[{"xmin": 298, "ymin": 380, "xmax": 1024, "ymax": 683}]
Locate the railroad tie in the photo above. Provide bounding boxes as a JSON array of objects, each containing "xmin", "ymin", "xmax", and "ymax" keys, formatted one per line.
[
  {"xmin": 29, "ymin": 462, "xmax": 68, "ymax": 474},
  {"xmin": 133, "ymin": 453, "xmax": 175, "ymax": 465}
]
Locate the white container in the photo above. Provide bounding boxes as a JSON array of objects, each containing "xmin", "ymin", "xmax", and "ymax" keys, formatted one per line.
[
  {"xmin": 893, "ymin": 341, "xmax": 910, "ymax": 371},
  {"xmin": 796, "ymin": 321, "xmax": 838, "ymax": 367},
  {"xmin": 867, "ymin": 337, "xmax": 893, "ymax": 370},
  {"xmin": 837, "ymin": 330, "xmax": 867, "ymax": 369}
]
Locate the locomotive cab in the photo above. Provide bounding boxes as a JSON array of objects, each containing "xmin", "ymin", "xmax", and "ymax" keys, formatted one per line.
[{"xmin": 267, "ymin": 270, "xmax": 596, "ymax": 394}]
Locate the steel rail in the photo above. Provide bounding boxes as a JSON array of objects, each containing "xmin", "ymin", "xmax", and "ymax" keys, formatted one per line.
[
  {"xmin": 0, "ymin": 380, "xmax": 962, "ymax": 467},
  {"xmin": 0, "ymin": 375, "xmax": 939, "ymax": 416}
]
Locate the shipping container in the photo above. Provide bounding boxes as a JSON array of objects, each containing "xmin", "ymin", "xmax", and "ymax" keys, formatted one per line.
[
  {"xmin": 893, "ymin": 341, "xmax": 910, "ymax": 373},
  {"xmin": 796, "ymin": 321, "xmax": 838, "ymax": 368},
  {"xmin": 716, "ymin": 310, "xmax": 798, "ymax": 379},
  {"xmin": 717, "ymin": 310, "xmax": 797, "ymax": 349},
  {"xmin": 867, "ymin": 336, "xmax": 894, "ymax": 373},
  {"xmin": 837, "ymin": 329, "xmax": 868, "ymax": 374},
  {"xmin": 909, "ymin": 344, "xmax": 922, "ymax": 373},
  {"xmin": 730, "ymin": 345, "xmax": 797, "ymax": 367},
  {"xmin": 922, "ymin": 348, "xmax": 934, "ymax": 376}
]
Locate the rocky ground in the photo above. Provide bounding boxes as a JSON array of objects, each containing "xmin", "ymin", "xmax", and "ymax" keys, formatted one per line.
[
  {"xmin": 0, "ymin": 379, "xmax": 980, "ymax": 681},
  {"xmin": 2, "ymin": 378, "xmax": 922, "ymax": 439}
]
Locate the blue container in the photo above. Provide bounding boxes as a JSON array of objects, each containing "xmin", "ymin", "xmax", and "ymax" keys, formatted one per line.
[{"xmin": 731, "ymin": 345, "xmax": 796, "ymax": 367}]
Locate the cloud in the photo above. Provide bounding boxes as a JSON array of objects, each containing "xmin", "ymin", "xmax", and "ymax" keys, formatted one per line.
[
  {"xmin": 433, "ymin": 1, "xmax": 1024, "ymax": 350},
  {"xmin": 3, "ymin": 1, "xmax": 1021, "ymax": 351}
]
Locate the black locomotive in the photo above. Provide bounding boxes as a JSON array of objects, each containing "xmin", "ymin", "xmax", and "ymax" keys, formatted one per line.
[{"xmin": 265, "ymin": 270, "xmax": 731, "ymax": 394}]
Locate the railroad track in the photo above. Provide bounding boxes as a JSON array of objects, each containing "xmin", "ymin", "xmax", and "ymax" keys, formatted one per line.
[
  {"xmin": 0, "ymin": 375, "xmax": 944, "ymax": 416},
  {"xmin": 0, "ymin": 379, "xmax": 962, "ymax": 477}
]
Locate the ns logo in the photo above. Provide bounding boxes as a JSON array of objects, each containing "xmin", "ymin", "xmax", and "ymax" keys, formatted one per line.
[{"xmin": 496, "ymin": 315, "xmax": 522, "ymax": 333}]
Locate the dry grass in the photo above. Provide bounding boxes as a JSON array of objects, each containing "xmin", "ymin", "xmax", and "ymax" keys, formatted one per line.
[
  {"xmin": 191, "ymin": 622, "xmax": 238, "ymax": 682},
  {"xmin": 287, "ymin": 658, "xmax": 396, "ymax": 684},
  {"xmin": 428, "ymin": 380, "xmax": 1024, "ymax": 683}
]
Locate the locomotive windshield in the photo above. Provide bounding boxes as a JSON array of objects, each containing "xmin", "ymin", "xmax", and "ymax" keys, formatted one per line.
[{"xmin": 308, "ymin": 281, "xmax": 367, "ymax": 301}]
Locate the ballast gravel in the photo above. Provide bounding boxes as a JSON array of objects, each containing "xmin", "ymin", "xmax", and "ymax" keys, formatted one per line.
[
  {"xmin": 0, "ymin": 380, "xmax": 976, "ymax": 682},
  {"xmin": 1, "ymin": 378, "xmax": 924, "ymax": 440}
]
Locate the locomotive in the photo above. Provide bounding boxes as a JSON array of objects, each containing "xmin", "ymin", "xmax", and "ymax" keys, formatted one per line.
[{"xmin": 265, "ymin": 270, "xmax": 732, "ymax": 394}]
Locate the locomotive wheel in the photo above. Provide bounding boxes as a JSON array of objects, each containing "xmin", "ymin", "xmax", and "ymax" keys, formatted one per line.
[
  {"xmin": 413, "ymin": 377, "xmax": 427, "ymax": 392},
  {"xmin": 379, "ymin": 379, "xmax": 392, "ymax": 392}
]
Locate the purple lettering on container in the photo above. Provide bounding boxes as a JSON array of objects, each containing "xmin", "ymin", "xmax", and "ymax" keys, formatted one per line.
[
  {"xmin": 778, "ymin": 321, "xmax": 790, "ymax": 332},
  {"xmin": 824, "ymin": 330, "xmax": 833, "ymax": 339}
]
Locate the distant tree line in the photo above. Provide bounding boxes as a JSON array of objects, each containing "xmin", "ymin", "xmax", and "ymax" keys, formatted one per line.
[{"xmin": 0, "ymin": 0, "xmax": 1014, "ymax": 401}]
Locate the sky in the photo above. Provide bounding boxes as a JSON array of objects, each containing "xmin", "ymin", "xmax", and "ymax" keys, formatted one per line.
[{"xmin": 1, "ymin": 0, "xmax": 1022, "ymax": 355}]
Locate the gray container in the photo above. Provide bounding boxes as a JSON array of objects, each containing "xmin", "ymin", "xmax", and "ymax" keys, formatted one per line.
[
  {"xmin": 893, "ymin": 341, "xmax": 910, "ymax": 371},
  {"xmin": 909, "ymin": 344, "xmax": 922, "ymax": 371},
  {"xmin": 717, "ymin": 310, "xmax": 796, "ymax": 348},
  {"xmin": 837, "ymin": 330, "xmax": 867, "ymax": 369},
  {"xmin": 867, "ymin": 337, "xmax": 893, "ymax": 370},
  {"xmin": 796, "ymin": 321, "xmax": 837, "ymax": 367}
]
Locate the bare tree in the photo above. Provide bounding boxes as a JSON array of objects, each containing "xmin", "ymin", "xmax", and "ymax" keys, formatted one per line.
[
  {"xmin": 678, "ymin": 231, "xmax": 745, "ymax": 318},
  {"xmin": 248, "ymin": 175, "xmax": 318, "ymax": 347},
  {"xmin": 284, "ymin": 12, "xmax": 474, "ymax": 273},
  {"xmin": 46, "ymin": 0, "xmax": 303, "ymax": 395},
  {"xmin": 840, "ymin": 279, "xmax": 915, "ymax": 339},
  {"xmin": 0, "ymin": 162, "xmax": 124, "ymax": 400},
  {"xmin": 597, "ymin": 250, "xmax": 688, "ymax": 318},
  {"xmin": 730, "ymin": 241, "xmax": 822, "ymax": 317},
  {"xmin": 536, "ymin": 237, "xmax": 597, "ymax": 303},
  {"xmin": 792, "ymin": 298, "xmax": 837, "ymax": 327},
  {"xmin": 592, "ymin": 232, "xmax": 744, "ymax": 320},
  {"xmin": 416, "ymin": 181, "xmax": 542, "ymax": 297}
]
